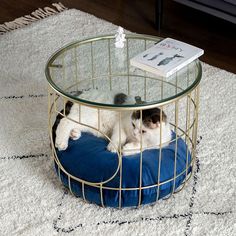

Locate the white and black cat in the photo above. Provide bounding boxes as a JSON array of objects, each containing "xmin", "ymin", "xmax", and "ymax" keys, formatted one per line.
[
  {"xmin": 53, "ymin": 90, "xmax": 172, "ymax": 155},
  {"xmin": 107, "ymin": 107, "xmax": 172, "ymax": 156}
]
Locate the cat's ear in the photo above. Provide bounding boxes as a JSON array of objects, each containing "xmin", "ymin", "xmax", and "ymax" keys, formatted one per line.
[
  {"xmin": 151, "ymin": 114, "xmax": 160, "ymax": 124},
  {"xmin": 152, "ymin": 110, "xmax": 167, "ymax": 124},
  {"xmin": 132, "ymin": 111, "xmax": 140, "ymax": 120}
]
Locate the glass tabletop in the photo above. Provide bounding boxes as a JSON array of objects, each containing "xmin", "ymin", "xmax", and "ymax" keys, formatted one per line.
[{"xmin": 45, "ymin": 34, "xmax": 202, "ymax": 108}]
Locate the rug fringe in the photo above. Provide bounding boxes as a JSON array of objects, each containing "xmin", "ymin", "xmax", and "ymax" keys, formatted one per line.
[{"xmin": 0, "ymin": 2, "xmax": 68, "ymax": 35}]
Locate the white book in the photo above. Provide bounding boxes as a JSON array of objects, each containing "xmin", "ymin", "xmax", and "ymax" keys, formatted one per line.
[{"xmin": 130, "ymin": 38, "xmax": 204, "ymax": 77}]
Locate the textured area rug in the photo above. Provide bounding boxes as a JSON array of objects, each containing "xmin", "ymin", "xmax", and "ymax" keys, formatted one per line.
[{"xmin": 0, "ymin": 9, "xmax": 235, "ymax": 236}]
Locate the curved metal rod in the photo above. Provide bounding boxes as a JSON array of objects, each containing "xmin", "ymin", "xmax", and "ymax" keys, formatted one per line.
[{"xmin": 48, "ymin": 106, "xmax": 122, "ymax": 186}]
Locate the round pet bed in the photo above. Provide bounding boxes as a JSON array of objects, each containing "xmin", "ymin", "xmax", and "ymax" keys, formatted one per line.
[{"xmin": 54, "ymin": 132, "xmax": 191, "ymax": 208}]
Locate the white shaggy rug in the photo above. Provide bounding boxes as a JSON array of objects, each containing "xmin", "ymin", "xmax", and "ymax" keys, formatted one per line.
[{"xmin": 0, "ymin": 8, "xmax": 235, "ymax": 236}]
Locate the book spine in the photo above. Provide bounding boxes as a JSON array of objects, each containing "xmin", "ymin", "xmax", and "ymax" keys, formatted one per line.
[{"xmin": 130, "ymin": 59, "xmax": 165, "ymax": 77}]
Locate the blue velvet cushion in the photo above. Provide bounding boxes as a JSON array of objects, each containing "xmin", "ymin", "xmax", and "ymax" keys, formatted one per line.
[{"xmin": 55, "ymin": 132, "xmax": 191, "ymax": 208}]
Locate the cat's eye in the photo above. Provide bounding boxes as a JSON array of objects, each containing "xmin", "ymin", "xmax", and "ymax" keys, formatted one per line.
[
  {"xmin": 142, "ymin": 130, "xmax": 146, "ymax": 133},
  {"xmin": 132, "ymin": 122, "xmax": 135, "ymax": 128}
]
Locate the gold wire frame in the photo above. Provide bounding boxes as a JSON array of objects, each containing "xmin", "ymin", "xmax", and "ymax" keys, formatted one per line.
[{"xmin": 46, "ymin": 34, "xmax": 201, "ymax": 208}]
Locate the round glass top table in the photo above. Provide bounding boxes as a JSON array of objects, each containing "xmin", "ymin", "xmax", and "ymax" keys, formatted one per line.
[
  {"xmin": 45, "ymin": 34, "xmax": 202, "ymax": 109},
  {"xmin": 45, "ymin": 34, "xmax": 202, "ymax": 208}
]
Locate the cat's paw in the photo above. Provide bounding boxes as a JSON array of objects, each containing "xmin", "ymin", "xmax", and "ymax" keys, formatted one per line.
[
  {"xmin": 107, "ymin": 142, "xmax": 118, "ymax": 153},
  {"xmin": 55, "ymin": 140, "xmax": 68, "ymax": 151},
  {"xmin": 70, "ymin": 128, "xmax": 81, "ymax": 140},
  {"xmin": 55, "ymin": 133, "xmax": 69, "ymax": 150},
  {"xmin": 122, "ymin": 143, "xmax": 140, "ymax": 156}
]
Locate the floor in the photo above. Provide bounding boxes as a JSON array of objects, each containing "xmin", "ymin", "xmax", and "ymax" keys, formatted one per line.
[{"xmin": 0, "ymin": 0, "xmax": 235, "ymax": 73}]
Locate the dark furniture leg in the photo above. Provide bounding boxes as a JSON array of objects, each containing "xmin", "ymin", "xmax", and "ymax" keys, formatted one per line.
[{"xmin": 155, "ymin": 0, "xmax": 163, "ymax": 30}]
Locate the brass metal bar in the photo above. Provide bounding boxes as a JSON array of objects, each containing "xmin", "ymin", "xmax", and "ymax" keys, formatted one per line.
[
  {"xmin": 53, "ymin": 91, "xmax": 57, "ymax": 113},
  {"xmin": 191, "ymin": 89, "xmax": 196, "ymax": 149},
  {"xmin": 100, "ymin": 184, "xmax": 105, "ymax": 207},
  {"xmin": 172, "ymin": 99, "xmax": 179, "ymax": 194},
  {"xmin": 184, "ymin": 91, "xmax": 191, "ymax": 187},
  {"xmin": 138, "ymin": 109, "xmax": 143, "ymax": 207},
  {"xmin": 48, "ymin": 104, "xmax": 56, "ymax": 163},
  {"xmin": 185, "ymin": 92, "xmax": 191, "ymax": 143},
  {"xmin": 192, "ymin": 87, "xmax": 199, "ymax": 178},
  {"xmin": 58, "ymin": 164, "xmax": 61, "ymax": 182},
  {"xmin": 191, "ymin": 88, "xmax": 198, "ymax": 164},
  {"xmin": 193, "ymin": 86, "xmax": 200, "ymax": 160},
  {"xmin": 165, "ymin": 74, "xmax": 179, "ymax": 198},
  {"xmin": 79, "ymin": 104, "xmax": 81, "ymax": 123},
  {"xmin": 97, "ymin": 108, "xmax": 100, "ymax": 130},
  {"xmin": 118, "ymin": 111, "xmax": 122, "ymax": 209},
  {"xmin": 194, "ymin": 86, "xmax": 200, "ymax": 147},
  {"xmin": 175, "ymin": 72, "xmax": 178, "ymax": 95},
  {"xmin": 63, "ymin": 97, "xmax": 67, "ymax": 116},
  {"xmin": 48, "ymin": 86, "xmax": 52, "ymax": 130},
  {"xmin": 175, "ymin": 91, "xmax": 191, "ymax": 193},
  {"xmin": 156, "ymin": 106, "xmax": 163, "ymax": 201},
  {"xmin": 48, "ymin": 87, "xmax": 54, "ymax": 160},
  {"xmin": 82, "ymin": 182, "xmax": 86, "ymax": 201},
  {"xmin": 68, "ymin": 175, "xmax": 74, "ymax": 195}
]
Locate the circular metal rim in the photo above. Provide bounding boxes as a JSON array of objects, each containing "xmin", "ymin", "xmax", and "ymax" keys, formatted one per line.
[{"xmin": 45, "ymin": 34, "xmax": 202, "ymax": 110}]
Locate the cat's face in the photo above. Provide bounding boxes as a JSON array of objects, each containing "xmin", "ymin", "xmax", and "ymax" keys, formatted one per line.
[{"xmin": 130, "ymin": 108, "xmax": 167, "ymax": 141}]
